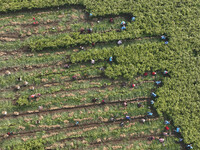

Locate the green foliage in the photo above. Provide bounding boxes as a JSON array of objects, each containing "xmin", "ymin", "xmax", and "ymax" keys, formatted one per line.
[
  {"xmin": 11, "ymin": 138, "xmax": 46, "ymax": 150},
  {"xmin": 0, "ymin": 0, "xmax": 199, "ymax": 149},
  {"xmin": 16, "ymin": 96, "xmax": 29, "ymax": 106}
]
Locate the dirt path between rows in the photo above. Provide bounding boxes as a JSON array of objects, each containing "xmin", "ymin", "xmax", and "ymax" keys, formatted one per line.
[
  {"xmin": 0, "ymin": 115, "xmax": 160, "ymax": 140},
  {"xmin": 0, "ymin": 97, "xmax": 150, "ymax": 120}
]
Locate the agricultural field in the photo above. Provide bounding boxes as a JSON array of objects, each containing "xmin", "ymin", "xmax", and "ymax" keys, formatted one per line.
[{"xmin": 0, "ymin": 0, "xmax": 199, "ymax": 150}]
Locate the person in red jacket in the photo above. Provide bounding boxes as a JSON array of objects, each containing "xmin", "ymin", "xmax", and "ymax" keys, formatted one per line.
[
  {"xmin": 101, "ymin": 100, "xmax": 105, "ymax": 104},
  {"xmin": 165, "ymin": 126, "xmax": 169, "ymax": 131},
  {"xmin": 152, "ymin": 72, "xmax": 156, "ymax": 75},
  {"xmin": 131, "ymin": 84, "xmax": 136, "ymax": 88},
  {"xmin": 144, "ymin": 72, "xmax": 148, "ymax": 76},
  {"xmin": 7, "ymin": 132, "xmax": 13, "ymax": 136},
  {"xmin": 109, "ymin": 18, "xmax": 114, "ymax": 23}
]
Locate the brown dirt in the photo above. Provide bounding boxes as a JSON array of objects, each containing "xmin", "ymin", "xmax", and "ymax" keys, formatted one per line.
[
  {"xmin": 0, "ymin": 97, "xmax": 150, "ymax": 120},
  {"xmin": 0, "ymin": 114, "xmax": 159, "ymax": 140}
]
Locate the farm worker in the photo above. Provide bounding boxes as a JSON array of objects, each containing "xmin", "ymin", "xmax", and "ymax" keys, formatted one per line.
[
  {"xmin": 141, "ymin": 118, "xmax": 145, "ymax": 123},
  {"xmin": 121, "ymin": 26, "xmax": 126, "ymax": 30},
  {"xmin": 75, "ymin": 121, "xmax": 79, "ymax": 125},
  {"xmin": 24, "ymin": 81, "xmax": 28, "ymax": 86},
  {"xmin": 131, "ymin": 84, "xmax": 136, "ymax": 88},
  {"xmin": 100, "ymin": 67, "xmax": 105, "ymax": 71},
  {"xmin": 30, "ymin": 94, "xmax": 36, "ymax": 98},
  {"xmin": 80, "ymin": 28, "xmax": 85, "ymax": 34},
  {"xmin": 161, "ymin": 35, "xmax": 166, "ymax": 40},
  {"xmin": 131, "ymin": 17, "xmax": 135, "ymax": 21},
  {"xmin": 36, "ymin": 120, "xmax": 40, "ymax": 124},
  {"xmin": 126, "ymin": 115, "xmax": 131, "ymax": 121},
  {"xmin": 38, "ymin": 106, "xmax": 43, "ymax": 110},
  {"xmin": 101, "ymin": 100, "xmax": 105, "ymax": 104},
  {"xmin": 89, "ymin": 13, "xmax": 93, "ymax": 17},
  {"xmin": 151, "ymin": 92, "xmax": 157, "ymax": 97},
  {"xmin": 92, "ymin": 42, "xmax": 95, "ymax": 47},
  {"xmin": 80, "ymin": 46, "xmax": 84, "ymax": 50},
  {"xmin": 7, "ymin": 132, "xmax": 13, "ymax": 136},
  {"xmin": 18, "ymin": 77, "xmax": 22, "ymax": 81},
  {"xmin": 179, "ymin": 138, "xmax": 183, "ymax": 142},
  {"xmin": 36, "ymin": 93, "xmax": 41, "ymax": 98},
  {"xmin": 186, "ymin": 145, "xmax": 193, "ymax": 149},
  {"xmin": 91, "ymin": 59, "xmax": 95, "ymax": 64},
  {"xmin": 92, "ymin": 98, "xmax": 98, "ymax": 103},
  {"xmin": 120, "ymin": 122, "xmax": 124, "ymax": 127},
  {"xmin": 165, "ymin": 126, "xmax": 169, "ymax": 131},
  {"xmin": 155, "ymin": 81, "xmax": 161, "ymax": 85},
  {"xmin": 72, "ymin": 75, "xmax": 77, "ymax": 80},
  {"xmin": 150, "ymin": 100, "xmax": 154, "ymax": 105},
  {"xmin": 109, "ymin": 18, "xmax": 114, "ymax": 23},
  {"xmin": 137, "ymin": 103, "xmax": 143, "ymax": 108},
  {"xmin": 175, "ymin": 127, "xmax": 180, "ymax": 133},
  {"xmin": 159, "ymin": 138, "xmax": 165, "ymax": 143},
  {"xmin": 64, "ymin": 64, "xmax": 70, "ymax": 69},
  {"xmin": 165, "ymin": 41, "xmax": 169, "ymax": 44},
  {"xmin": 144, "ymin": 72, "xmax": 148, "ymax": 76},
  {"xmin": 110, "ymin": 117, "xmax": 115, "ymax": 122},
  {"xmin": 163, "ymin": 132, "xmax": 168, "ymax": 136},
  {"xmin": 124, "ymin": 101, "xmax": 127, "ymax": 107},
  {"xmin": 147, "ymin": 112, "xmax": 153, "ymax": 116},
  {"xmin": 88, "ymin": 28, "xmax": 92, "ymax": 33},
  {"xmin": 109, "ymin": 57, "xmax": 113, "ymax": 62},
  {"xmin": 152, "ymin": 72, "xmax": 156, "ymax": 75},
  {"xmin": 117, "ymin": 40, "xmax": 122, "ymax": 45},
  {"xmin": 15, "ymin": 85, "xmax": 20, "ymax": 90},
  {"xmin": 164, "ymin": 70, "xmax": 168, "ymax": 75},
  {"xmin": 121, "ymin": 21, "xmax": 126, "ymax": 25},
  {"xmin": 164, "ymin": 120, "xmax": 170, "ymax": 125},
  {"xmin": 148, "ymin": 136, "xmax": 155, "ymax": 141}
]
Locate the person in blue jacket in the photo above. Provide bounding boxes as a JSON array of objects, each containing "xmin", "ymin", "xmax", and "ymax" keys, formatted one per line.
[
  {"xmin": 109, "ymin": 57, "xmax": 113, "ymax": 62},
  {"xmin": 126, "ymin": 115, "xmax": 131, "ymax": 121},
  {"xmin": 164, "ymin": 70, "xmax": 168, "ymax": 75},
  {"xmin": 121, "ymin": 26, "xmax": 126, "ymax": 30},
  {"xmin": 150, "ymin": 100, "xmax": 154, "ymax": 105},
  {"xmin": 164, "ymin": 120, "xmax": 170, "ymax": 125},
  {"xmin": 175, "ymin": 127, "xmax": 180, "ymax": 133},
  {"xmin": 131, "ymin": 17, "xmax": 135, "ymax": 21},
  {"xmin": 186, "ymin": 144, "xmax": 193, "ymax": 149},
  {"xmin": 152, "ymin": 92, "xmax": 157, "ymax": 97},
  {"xmin": 121, "ymin": 21, "xmax": 126, "ymax": 25},
  {"xmin": 161, "ymin": 35, "xmax": 166, "ymax": 40},
  {"xmin": 155, "ymin": 81, "xmax": 161, "ymax": 85},
  {"xmin": 75, "ymin": 121, "xmax": 79, "ymax": 126},
  {"xmin": 147, "ymin": 112, "xmax": 153, "ymax": 116}
]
